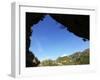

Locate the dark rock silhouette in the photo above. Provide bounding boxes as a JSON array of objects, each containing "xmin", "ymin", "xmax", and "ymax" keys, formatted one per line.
[
  {"xmin": 50, "ymin": 14, "xmax": 89, "ymax": 40},
  {"xmin": 26, "ymin": 12, "xmax": 89, "ymax": 67},
  {"xmin": 26, "ymin": 51, "xmax": 40, "ymax": 67},
  {"xmin": 26, "ymin": 13, "xmax": 44, "ymax": 67}
]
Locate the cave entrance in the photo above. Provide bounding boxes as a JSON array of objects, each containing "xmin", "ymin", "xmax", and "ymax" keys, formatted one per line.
[{"xmin": 26, "ymin": 13, "xmax": 89, "ymax": 67}]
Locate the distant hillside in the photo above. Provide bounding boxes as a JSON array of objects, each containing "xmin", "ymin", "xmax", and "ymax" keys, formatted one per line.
[
  {"xmin": 69, "ymin": 48, "xmax": 89, "ymax": 64},
  {"xmin": 39, "ymin": 48, "xmax": 89, "ymax": 66}
]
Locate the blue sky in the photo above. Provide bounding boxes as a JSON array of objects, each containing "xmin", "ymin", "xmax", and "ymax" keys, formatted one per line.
[{"xmin": 29, "ymin": 15, "xmax": 89, "ymax": 61}]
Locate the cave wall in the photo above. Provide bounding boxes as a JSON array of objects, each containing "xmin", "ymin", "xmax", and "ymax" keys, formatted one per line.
[
  {"xmin": 50, "ymin": 14, "xmax": 89, "ymax": 40},
  {"xmin": 26, "ymin": 13, "xmax": 45, "ymax": 67}
]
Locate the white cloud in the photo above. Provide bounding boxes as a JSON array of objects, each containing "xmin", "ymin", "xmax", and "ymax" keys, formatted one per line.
[
  {"xmin": 60, "ymin": 54, "xmax": 67, "ymax": 57},
  {"xmin": 34, "ymin": 35, "xmax": 44, "ymax": 53}
]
